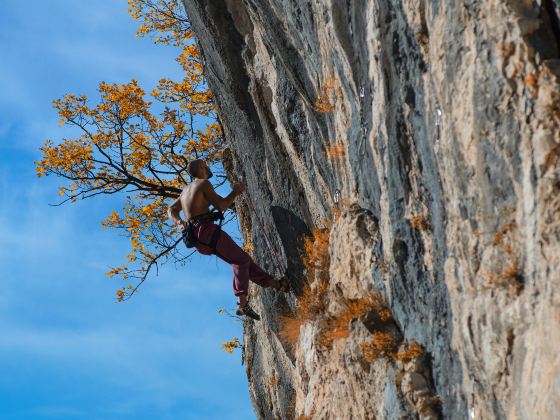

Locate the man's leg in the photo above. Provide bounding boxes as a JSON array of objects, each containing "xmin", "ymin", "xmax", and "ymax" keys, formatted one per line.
[
  {"xmin": 248, "ymin": 261, "xmax": 278, "ymax": 287},
  {"xmin": 205, "ymin": 226, "xmax": 277, "ymax": 297},
  {"xmin": 195, "ymin": 223, "xmax": 282, "ymax": 315}
]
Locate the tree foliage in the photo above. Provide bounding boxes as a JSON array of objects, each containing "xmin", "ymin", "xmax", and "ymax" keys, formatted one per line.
[
  {"xmin": 35, "ymin": 0, "xmax": 226, "ymax": 300},
  {"xmin": 128, "ymin": 0, "xmax": 192, "ymax": 47},
  {"xmin": 221, "ymin": 337, "xmax": 242, "ymax": 354}
]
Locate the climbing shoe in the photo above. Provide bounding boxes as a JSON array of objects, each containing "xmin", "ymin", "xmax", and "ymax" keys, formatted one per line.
[{"xmin": 236, "ymin": 304, "xmax": 261, "ymax": 321}]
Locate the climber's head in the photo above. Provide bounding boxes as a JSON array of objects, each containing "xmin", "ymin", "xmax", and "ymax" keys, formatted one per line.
[{"xmin": 187, "ymin": 159, "xmax": 213, "ymax": 179}]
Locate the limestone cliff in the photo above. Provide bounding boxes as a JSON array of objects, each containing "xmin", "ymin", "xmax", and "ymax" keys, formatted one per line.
[{"xmin": 182, "ymin": 1, "xmax": 560, "ymax": 418}]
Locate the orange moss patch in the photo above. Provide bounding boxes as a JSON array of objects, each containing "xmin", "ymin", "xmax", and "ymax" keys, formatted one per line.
[
  {"xmin": 278, "ymin": 316, "xmax": 305, "ymax": 347},
  {"xmin": 279, "ymin": 224, "xmax": 332, "ymax": 347},
  {"xmin": 393, "ymin": 341, "xmax": 424, "ymax": 362},
  {"xmin": 362, "ymin": 334, "xmax": 424, "ymax": 362},
  {"xmin": 319, "ymin": 290, "xmax": 394, "ymax": 350},
  {"xmin": 302, "ymin": 225, "xmax": 331, "ymax": 276},
  {"xmin": 495, "ymin": 221, "xmax": 517, "ymax": 245},
  {"xmin": 361, "ymin": 331, "xmax": 398, "ymax": 361},
  {"xmin": 486, "ymin": 260, "xmax": 524, "ymax": 293},
  {"xmin": 280, "ymin": 217, "xmax": 399, "ymax": 357},
  {"xmin": 525, "ymin": 72, "xmax": 539, "ymax": 96},
  {"xmin": 355, "ymin": 292, "xmax": 424, "ymax": 363},
  {"xmin": 486, "ymin": 220, "xmax": 524, "ymax": 293},
  {"xmin": 410, "ymin": 214, "xmax": 430, "ymax": 231},
  {"xmin": 325, "ymin": 143, "xmax": 346, "ymax": 159},
  {"xmin": 367, "ymin": 290, "xmax": 393, "ymax": 322},
  {"xmin": 319, "ymin": 293, "xmax": 380, "ymax": 347},
  {"xmin": 313, "ymin": 77, "xmax": 343, "ymax": 113},
  {"xmin": 298, "ymin": 280, "xmax": 330, "ymax": 320}
]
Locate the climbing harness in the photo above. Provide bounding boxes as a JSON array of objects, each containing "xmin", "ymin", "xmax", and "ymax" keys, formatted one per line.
[{"xmin": 182, "ymin": 209, "xmax": 224, "ymax": 254}]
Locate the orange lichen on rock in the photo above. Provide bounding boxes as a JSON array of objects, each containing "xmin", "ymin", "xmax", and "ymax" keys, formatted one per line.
[
  {"xmin": 410, "ymin": 214, "xmax": 430, "ymax": 232},
  {"xmin": 495, "ymin": 221, "xmax": 517, "ymax": 245},
  {"xmin": 361, "ymin": 332, "xmax": 399, "ymax": 361},
  {"xmin": 279, "ymin": 224, "xmax": 331, "ymax": 347},
  {"xmin": 525, "ymin": 72, "xmax": 539, "ymax": 96},
  {"xmin": 393, "ymin": 341, "xmax": 424, "ymax": 362},
  {"xmin": 325, "ymin": 143, "xmax": 346, "ymax": 159},
  {"xmin": 485, "ymin": 220, "xmax": 524, "ymax": 294},
  {"xmin": 319, "ymin": 292, "xmax": 387, "ymax": 348},
  {"xmin": 313, "ymin": 77, "xmax": 343, "ymax": 112},
  {"xmin": 362, "ymin": 334, "xmax": 424, "ymax": 363}
]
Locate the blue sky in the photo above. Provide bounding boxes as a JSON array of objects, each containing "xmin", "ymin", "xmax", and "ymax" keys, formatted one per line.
[{"xmin": 0, "ymin": 1, "xmax": 254, "ymax": 419}]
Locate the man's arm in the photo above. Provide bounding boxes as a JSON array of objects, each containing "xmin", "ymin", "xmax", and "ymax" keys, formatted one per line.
[
  {"xmin": 201, "ymin": 180, "xmax": 245, "ymax": 212},
  {"xmin": 167, "ymin": 197, "xmax": 184, "ymax": 228}
]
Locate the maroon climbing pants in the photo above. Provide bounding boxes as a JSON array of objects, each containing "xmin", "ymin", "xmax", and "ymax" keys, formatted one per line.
[{"xmin": 192, "ymin": 220, "xmax": 275, "ymax": 296}]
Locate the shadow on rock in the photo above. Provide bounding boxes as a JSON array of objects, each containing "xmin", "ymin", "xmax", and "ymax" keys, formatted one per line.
[{"xmin": 271, "ymin": 206, "xmax": 311, "ymax": 297}]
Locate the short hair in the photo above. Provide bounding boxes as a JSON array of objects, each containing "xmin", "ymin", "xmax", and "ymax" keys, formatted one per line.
[{"xmin": 187, "ymin": 159, "xmax": 204, "ymax": 177}]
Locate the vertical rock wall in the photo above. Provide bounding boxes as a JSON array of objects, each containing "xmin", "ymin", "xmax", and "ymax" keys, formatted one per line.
[{"xmin": 183, "ymin": 1, "xmax": 560, "ymax": 418}]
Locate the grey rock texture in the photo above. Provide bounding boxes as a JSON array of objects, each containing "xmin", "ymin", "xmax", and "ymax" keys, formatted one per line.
[{"xmin": 183, "ymin": 0, "xmax": 560, "ymax": 418}]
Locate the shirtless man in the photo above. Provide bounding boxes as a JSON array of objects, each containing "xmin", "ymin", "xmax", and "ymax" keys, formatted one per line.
[{"xmin": 167, "ymin": 159, "xmax": 289, "ymax": 320}]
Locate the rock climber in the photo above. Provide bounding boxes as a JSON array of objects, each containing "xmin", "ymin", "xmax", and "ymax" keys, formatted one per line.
[{"xmin": 167, "ymin": 159, "xmax": 290, "ymax": 320}]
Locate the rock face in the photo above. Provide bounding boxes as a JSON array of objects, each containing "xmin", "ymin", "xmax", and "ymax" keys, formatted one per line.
[{"xmin": 182, "ymin": 1, "xmax": 560, "ymax": 418}]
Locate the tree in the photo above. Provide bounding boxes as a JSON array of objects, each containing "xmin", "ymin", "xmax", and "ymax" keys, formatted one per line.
[{"xmin": 35, "ymin": 0, "xmax": 227, "ymax": 301}]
